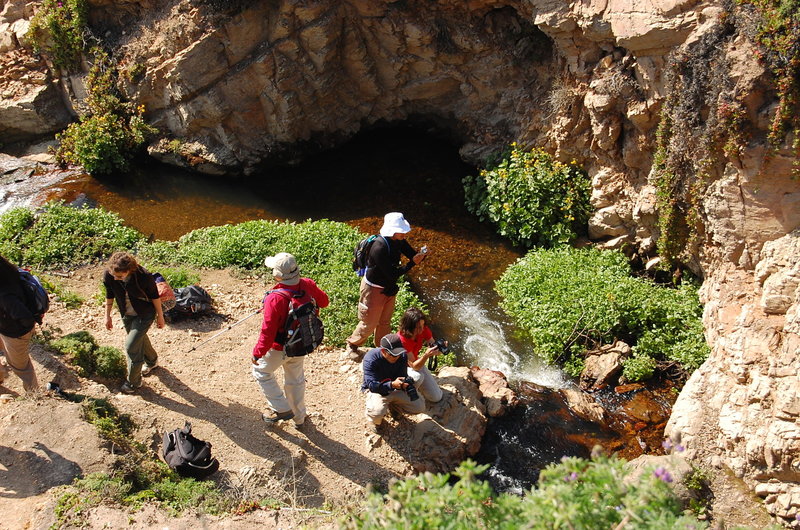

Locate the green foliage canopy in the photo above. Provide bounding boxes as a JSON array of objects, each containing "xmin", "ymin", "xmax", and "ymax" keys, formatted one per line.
[
  {"xmin": 345, "ymin": 457, "xmax": 706, "ymax": 529},
  {"xmin": 463, "ymin": 145, "xmax": 591, "ymax": 248},
  {"xmin": 495, "ymin": 246, "xmax": 709, "ymax": 379}
]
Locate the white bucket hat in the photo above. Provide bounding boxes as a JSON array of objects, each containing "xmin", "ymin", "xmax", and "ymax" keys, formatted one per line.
[
  {"xmin": 379, "ymin": 212, "xmax": 412, "ymax": 237},
  {"xmin": 264, "ymin": 252, "xmax": 300, "ymax": 285}
]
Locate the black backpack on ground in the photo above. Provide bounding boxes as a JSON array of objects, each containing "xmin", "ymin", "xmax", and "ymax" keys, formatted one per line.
[
  {"xmin": 270, "ymin": 289, "xmax": 324, "ymax": 357},
  {"xmin": 167, "ymin": 285, "xmax": 213, "ymax": 320},
  {"xmin": 162, "ymin": 422, "xmax": 219, "ymax": 479}
]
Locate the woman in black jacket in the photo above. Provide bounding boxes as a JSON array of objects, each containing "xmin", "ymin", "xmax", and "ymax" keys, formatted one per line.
[
  {"xmin": 0, "ymin": 254, "xmax": 39, "ymax": 392},
  {"xmin": 103, "ymin": 252, "xmax": 164, "ymax": 394}
]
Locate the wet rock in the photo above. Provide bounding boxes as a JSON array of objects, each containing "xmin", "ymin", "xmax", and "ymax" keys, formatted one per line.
[
  {"xmin": 470, "ymin": 366, "xmax": 518, "ymax": 417},
  {"xmin": 562, "ymin": 387, "xmax": 607, "ymax": 423}
]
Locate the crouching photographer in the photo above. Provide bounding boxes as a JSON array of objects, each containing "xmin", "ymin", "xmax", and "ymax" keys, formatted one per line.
[
  {"xmin": 397, "ymin": 307, "xmax": 444, "ymax": 404},
  {"xmin": 362, "ymin": 333, "xmax": 426, "ymax": 434}
]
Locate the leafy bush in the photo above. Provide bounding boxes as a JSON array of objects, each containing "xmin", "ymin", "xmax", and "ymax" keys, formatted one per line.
[
  {"xmin": 47, "ymin": 330, "xmax": 126, "ymax": 379},
  {"xmin": 50, "ymin": 331, "xmax": 97, "ymax": 377},
  {"xmin": 0, "ymin": 208, "xmax": 34, "ymax": 263},
  {"xmin": 345, "ymin": 458, "xmax": 705, "ymax": 529},
  {"xmin": 0, "ymin": 202, "xmax": 143, "ymax": 268},
  {"xmin": 496, "ymin": 247, "xmax": 709, "ymax": 379},
  {"xmin": 56, "ymin": 49, "xmax": 157, "ymax": 175},
  {"xmin": 39, "ymin": 275, "xmax": 84, "ymax": 309},
  {"xmin": 25, "ymin": 0, "xmax": 87, "ymax": 72},
  {"xmin": 145, "ymin": 266, "xmax": 200, "ymax": 289},
  {"xmin": 94, "ymin": 346, "xmax": 127, "ymax": 379},
  {"xmin": 622, "ymin": 353, "xmax": 658, "ymax": 382},
  {"xmin": 140, "ymin": 219, "xmax": 424, "ymax": 345},
  {"xmin": 463, "ymin": 145, "xmax": 591, "ymax": 248}
]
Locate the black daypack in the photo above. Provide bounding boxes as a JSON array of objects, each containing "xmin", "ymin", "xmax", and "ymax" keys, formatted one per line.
[
  {"xmin": 162, "ymin": 422, "xmax": 219, "ymax": 479},
  {"xmin": 352, "ymin": 235, "xmax": 387, "ymax": 277},
  {"xmin": 18, "ymin": 268, "xmax": 49, "ymax": 323},
  {"xmin": 170, "ymin": 285, "xmax": 213, "ymax": 316},
  {"xmin": 270, "ymin": 289, "xmax": 324, "ymax": 357}
]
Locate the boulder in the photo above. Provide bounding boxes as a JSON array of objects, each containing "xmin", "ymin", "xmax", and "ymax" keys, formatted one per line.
[
  {"xmin": 470, "ymin": 367, "xmax": 519, "ymax": 417},
  {"xmin": 407, "ymin": 367, "xmax": 487, "ymax": 473},
  {"xmin": 580, "ymin": 340, "xmax": 630, "ymax": 390}
]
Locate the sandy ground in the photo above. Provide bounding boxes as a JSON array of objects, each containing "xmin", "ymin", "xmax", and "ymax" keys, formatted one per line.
[{"xmin": 0, "ymin": 265, "xmax": 415, "ymax": 529}]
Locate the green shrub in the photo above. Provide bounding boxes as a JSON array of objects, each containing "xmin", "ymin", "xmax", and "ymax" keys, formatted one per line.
[
  {"xmin": 140, "ymin": 219, "xmax": 424, "ymax": 346},
  {"xmin": 94, "ymin": 346, "xmax": 126, "ymax": 379},
  {"xmin": 463, "ymin": 145, "xmax": 591, "ymax": 248},
  {"xmin": 25, "ymin": 0, "xmax": 87, "ymax": 72},
  {"xmin": 55, "ymin": 49, "xmax": 157, "ymax": 175},
  {"xmin": 50, "ymin": 331, "xmax": 97, "ymax": 377},
  {"xmin": 81, "ymin": 397, "xmax": 136, "ymax": 450},
  {"xmin": 622, "ymin": 353, "xmax": 658, "ymax": 382},
  {"xmin": 345, "ymin": 457, "xmax": 705, "ymax": 529},
  {"xmin": 47, "ymin": 330, "xmax": 126, "ymax": 380},
  {"xmin": 0, "ymin": 202, "xmax": 144, "ymax": 268},
  {"xmin": 144, "ymin": 265, "xmax": 200, "ymax": 289},
  {"xmin": 39, "ymin": 275, "xmax": 84, "ymax": 309},
  {"xmin": 496, "ymin": 247, "xmax": 709, "ymax": 379},
  {"xmin": 0, "ymin": 208, "xmax": 34, "ymax": 263}
]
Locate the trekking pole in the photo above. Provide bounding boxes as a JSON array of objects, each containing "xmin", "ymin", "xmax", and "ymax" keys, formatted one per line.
[{"xmin": 186, "ymin": 308, "xmax": 262, "ymax": 353}]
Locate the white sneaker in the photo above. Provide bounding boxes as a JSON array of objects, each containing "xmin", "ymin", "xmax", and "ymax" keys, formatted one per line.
[{"xmin": 142, "ymin": 362, "xmax": 158, "ymax": 376}]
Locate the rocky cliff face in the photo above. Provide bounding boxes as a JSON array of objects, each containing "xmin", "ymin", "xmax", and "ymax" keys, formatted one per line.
[{"xmin": 1, "ymin": 0, "xmax": 798, "ymax": 524}]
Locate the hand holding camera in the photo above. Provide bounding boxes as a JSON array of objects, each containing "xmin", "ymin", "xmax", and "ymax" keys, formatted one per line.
[
  {"xmin": 433, "ymin": 338, "xmax": 450, "ymax": 355},
  {"xmin": 402, "ymin": 376, "xmax": 419, "ymax": 401}
]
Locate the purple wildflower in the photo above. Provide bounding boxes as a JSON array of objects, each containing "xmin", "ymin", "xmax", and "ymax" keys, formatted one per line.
[
  {"xmin": 675, "ymin": 444, "xmax": 685, "ymax": 453},
  {"xmin": 654, "ymin": 467, "xmax": 673, "ymax": 483},
  {"xmin": 795, "ymin": 513, "xmax": 799, "ymax": 521},
  {"xmin": 662, "ymin": 439, "xmax": 673, "ymax": 452},
  {"xmin": 564, "ymin": 472, "xmax": 579, "ymax": 482}
]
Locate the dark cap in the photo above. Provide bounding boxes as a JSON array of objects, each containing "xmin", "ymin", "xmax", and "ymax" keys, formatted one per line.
[{"xmin": 380, "ymin": 333, "xmax": 407, "ymax": 357}]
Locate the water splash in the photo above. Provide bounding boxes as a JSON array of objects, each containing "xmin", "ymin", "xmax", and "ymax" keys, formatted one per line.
[{"xmin": 430, "ymin": 286, "xmax": 568, "ymax": 389}]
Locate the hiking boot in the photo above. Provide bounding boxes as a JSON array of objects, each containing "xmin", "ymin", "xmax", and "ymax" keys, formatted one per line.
[
  {"xmin": 347, "ymin": 343, "xmax": 364, "ymax": 362},
  {"xmin": 262, "ymin": 409, "xmax": 295, "ymax": 424},
  {"xmin": 120, "ymin": 382, "xmax": 142, "ymax": 394},
  {"xmin": 142, "ymin": 362, "xmax": 158, "ymax": 376}
]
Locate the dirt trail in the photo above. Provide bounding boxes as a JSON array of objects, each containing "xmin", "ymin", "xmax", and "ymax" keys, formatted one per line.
[{"xmin": 0, "ymin": 265, "xmax": 413, "ymax": 528}]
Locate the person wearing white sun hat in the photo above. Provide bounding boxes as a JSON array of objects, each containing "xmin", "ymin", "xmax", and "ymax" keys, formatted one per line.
[{"xmin": 346, "ymin": 212, "xmax": 428, "ymax": 361}]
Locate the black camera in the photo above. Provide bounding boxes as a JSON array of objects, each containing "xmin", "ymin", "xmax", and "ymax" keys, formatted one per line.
[
  {"xmin": 403, "ymin": 376, "xmax": 419, "ymax": 401},
  {"xmin": 433, "ymin": 338, "xmax": 451, "ymax": 355}
]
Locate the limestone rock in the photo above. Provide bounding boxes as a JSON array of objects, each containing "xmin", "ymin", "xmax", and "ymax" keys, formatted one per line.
[
  {"xmin": 407, "ymin": 367, "xmax": 487, "ymax": 473},
  {"xmin": 580, "ymin": 340, "xmax": 630, "ymax": 391},
  {"xmin": 470, "ymin": 367, "xmax": 519, "ymax": 417}
]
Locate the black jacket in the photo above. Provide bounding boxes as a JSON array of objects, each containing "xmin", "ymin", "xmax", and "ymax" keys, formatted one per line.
[
  {"xmin": 0, "ymin": 280, "xmax": 36, "ymax": 338},
  {"xmin": 104, "ymin": 267, "xmax": 159, "ymax": 319},
  {"xmin": 364, "ymin": 236, "xmax": 416, "ymax": 296}
]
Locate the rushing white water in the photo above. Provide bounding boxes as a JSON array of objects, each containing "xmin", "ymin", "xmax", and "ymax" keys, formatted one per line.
[{"xmin": 431, "ymin": 287, "xmax": 569, "ymax": 389}]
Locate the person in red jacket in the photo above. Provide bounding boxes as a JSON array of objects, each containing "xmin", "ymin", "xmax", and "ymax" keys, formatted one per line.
[{"xmin": 252, "ymin": 252, "xmax": 329, "ymax": 427}]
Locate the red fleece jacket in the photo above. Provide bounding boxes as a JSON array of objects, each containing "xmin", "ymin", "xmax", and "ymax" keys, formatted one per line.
[{"xmin": 252, "ymin": 278, "xmax": 329, "ymax": 358}]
